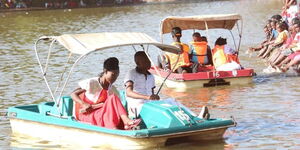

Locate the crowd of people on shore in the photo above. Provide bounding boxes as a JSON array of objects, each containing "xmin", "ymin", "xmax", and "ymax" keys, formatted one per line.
[
  {"xmin": 0, "ymin": 0, "xmax": 143, "ymax": 10},
  {"xmin": 249, "ymin": 0, "xmax": 300, "ymax": 73}
]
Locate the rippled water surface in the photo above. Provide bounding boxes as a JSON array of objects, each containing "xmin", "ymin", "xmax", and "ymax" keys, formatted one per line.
[{"xmin": 1, "ymin": 0, "xmax": 300, "ymax": 149}]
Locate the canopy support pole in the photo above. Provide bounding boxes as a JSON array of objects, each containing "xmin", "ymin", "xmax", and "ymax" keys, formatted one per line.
[
  {"xmin": 156, "ymin": 54, "xmax": 180, "ymax": 95},
  {"xmin": 236, "ymin": 20, "xmax": 243, "ymax": 56},
  {"xmin": 34, "ymin": 38, "xmax": 61, "ymax": 115},
  {"xmin": 56, "ymin": 54, "xmax": 87, "ymax": 109},
  {"xmin": 54, "ymin": 52, "xmax": 73, "ymax": 96},
  {"xmin": 229, "ymin": 30, "xmax": 237, "ymax": 51}
]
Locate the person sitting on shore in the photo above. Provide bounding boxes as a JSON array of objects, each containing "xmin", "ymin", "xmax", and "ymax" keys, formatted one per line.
[
  {"xmin": 249, "ymin": 21, "xmax": 272, "ymax": 52},
  {"xmin": 280, "ymin": 53, "xmax": 300, "ymax": 72},
  {"xmin": 71, "ymin": 57, "xmax": 141, "ymax": 130},
  {"xmin": 256, "ymin": 20, "xmax": 278, "ymax": 56},
  {"xmin": 282, "ymin": 0, "xmax": 298, "ymax": 25},
  {"xmin": 212, "ymin": 37, "xmax": 241, "ymax": 71},
  {"xmin": 258, "ymin": 21, "xmax": 289, "ymax": 59},
  {"xmin": 269, "ymin": 18, "xmax": 300, "ymax": 66}
]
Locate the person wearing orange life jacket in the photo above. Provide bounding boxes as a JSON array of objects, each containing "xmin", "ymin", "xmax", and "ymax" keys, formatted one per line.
[
  {"xmin": 189, "ymin": 32, "xmax": 213, "ymax": 66},
  {"xmin": 212, "ymin": 37, "xmax": 242, "ymax": 71},
  {"xmin": 164, "ymin": 27, "xmax": 193, "ymax": 73}
]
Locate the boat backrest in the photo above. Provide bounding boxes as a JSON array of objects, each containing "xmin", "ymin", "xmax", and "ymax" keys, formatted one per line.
[
  {"xmin": 60, "ymin": 96, "xmax": 74, "ymax": 116},
  {"xmin": 46, "ymin": 96, "xmax": 74, "ymax": 117}
]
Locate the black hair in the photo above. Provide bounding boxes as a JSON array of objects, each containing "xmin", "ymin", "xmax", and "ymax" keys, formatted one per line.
[
  {"xmin": 103, "ymin": 57, "xmax": 119, "ymax": 71},
  {"xmin": 171, "ymin": 27, "xmax": 182, "ymax": 37},
  {"xmin": 277, "ymin": 21, "xmax": 288, "ymax": 30},
  {"xmin": 295, "ymin": 21, "xmax": 300, "ymax": 27},
  {"xmin": 98, "ymin": 57, "xmax": 119, "ymax": 77},
  {"xmin": 201, "ymin": 36, "xmax": 208, "ymax": 42},
  {"xmin": 134, "ymin": 51, "xmax": 148, "ymax": 62},
  {"xmin": 271, "ymin": 14, "xmax": 282, "ymax": 22},
  {"xmin": 215, "ymin": 37, "xmax": 227, "ymax": 46},
  {"xmin": 267, "ymin": 19, "xmax": 272, "ymax": 24},
  {"xmin": 192, "ymin": 32, "xmax": 201, "ymax": 37},
  {"xmin": 292, "ymin": 17, "xmax": 300, "ymax": 25}
]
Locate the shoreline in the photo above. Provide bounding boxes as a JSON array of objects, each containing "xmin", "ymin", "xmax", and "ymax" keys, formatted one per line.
[{"xmin": 0, "ymin": 2, "xmax": 147, "ymax": 13}]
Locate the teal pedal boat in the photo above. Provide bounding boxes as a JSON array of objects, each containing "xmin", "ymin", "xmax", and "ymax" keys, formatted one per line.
[{"xmin": 7, "ymin": 32, "xmax": 236, "ymax": 149}]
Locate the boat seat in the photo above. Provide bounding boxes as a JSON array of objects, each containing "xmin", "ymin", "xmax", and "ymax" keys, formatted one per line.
[
  {"xmin": 119, "ymin": 90, "xmax": 128, "ymax": 110},
  {"xmin": 47, "ymin": 96, "xmax": 74, "ymax": 118}
]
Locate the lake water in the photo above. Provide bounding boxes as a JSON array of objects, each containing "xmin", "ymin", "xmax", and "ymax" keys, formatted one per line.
[{"xmin": 1, "ymin": 0, "xmax": 300, "ymax": 149}]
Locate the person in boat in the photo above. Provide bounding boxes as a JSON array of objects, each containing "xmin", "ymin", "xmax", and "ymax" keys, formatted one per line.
[
  {"xmin": 212, "ymin": 37, "xmax": 242, "ymax": 71},
  {"xmin": 189, "ymin": 32, "xmax": 213, "ymax": 69},
  {"xmin": 71, "ymin": 57, "xmax": 141, "ymax": 130},
  {"xmin": 124, "ymin": 51, "xmax": 160, "ymax": 118},
  {"xmin": 164, "ymin": 27, "xmax": 194, "ymax": 73},
  {"xmin": 125, "ymin": 51, "xmax": 210, "ymax": 119}
]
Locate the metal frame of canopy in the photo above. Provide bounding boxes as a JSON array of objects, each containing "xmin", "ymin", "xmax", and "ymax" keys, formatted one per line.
[
  {"xmin": 33, "ymin": 32, "xmax": 180, "ymax": 116},
  {"xmin": 159, "ymin": 14, "xmax": 243, "ymax": 53}
]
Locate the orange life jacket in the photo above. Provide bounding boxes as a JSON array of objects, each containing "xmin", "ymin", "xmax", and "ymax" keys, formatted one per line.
[
  {"xmin": 165, "ymin": 42, "xmax": 191, "ymax": 71},
  {"xmin": 190, "ymin": 41, "xmax": 208, "ymax": 64},
  {"xmin": 212, "ymin": 45, "xmax": 229, "ymax": 68}
]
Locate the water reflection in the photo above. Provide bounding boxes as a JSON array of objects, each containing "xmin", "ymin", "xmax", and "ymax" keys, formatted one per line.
[{"xmin": 161, "ymin": 86, "xmax": 241, "ymax": 113}]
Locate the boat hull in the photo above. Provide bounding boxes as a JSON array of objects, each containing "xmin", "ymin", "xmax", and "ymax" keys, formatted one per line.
[
  {"xmin": 154, "ymin": 75, "xmax": 253, "ymax": 91},
  {"xmin": 149, "ymin": 67, "xmax": 254, "ymax": 91},
  {"xmin": 10, "ymin": 118, "xmax": 230, "ymax": 149}
]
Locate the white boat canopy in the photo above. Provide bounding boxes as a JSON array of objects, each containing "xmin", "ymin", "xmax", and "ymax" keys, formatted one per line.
[
  {"xmin": 34, "ymin": 32, "xmax": 180, "ymax": 112},
  {"xmin": 160, "ymin": 14, "xmax": 242, "ymax": 34},
  {"xmin": 41, "ymin": 32, "xmax": 180, "ymax": 55}
]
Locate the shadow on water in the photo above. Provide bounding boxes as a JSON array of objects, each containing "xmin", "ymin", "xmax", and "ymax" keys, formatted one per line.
[{"xmin": 254, "ymin": 71, "xmax": 300, "ymax": 85}]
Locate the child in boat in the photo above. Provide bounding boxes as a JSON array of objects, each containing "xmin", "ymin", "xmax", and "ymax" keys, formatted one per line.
[
  {"xmin": 71, "ymin": 57, "xmax": 141, "ymax": 130},
  {"xmin": 164, "ymin": 27, "xmax": 193, "ymax": 73},
  {"xmin": 189, "ymin": 32, "xmax": 213, "ymax": 68},
  {"xmin": 124, "ymin": 51, "xmax": 205, "ymax": 118},
  {"xmin": 212, "ymin": 37, "xmax": 242, "ymax": 71},
  {"xmin": 259, "ymin": 21, "xmax": 289, "ymax": 59}
]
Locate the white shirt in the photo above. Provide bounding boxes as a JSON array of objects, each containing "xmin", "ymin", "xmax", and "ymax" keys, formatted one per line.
[
  {"xmin": 124, "ymin": 68, "xmax": 155, "ymax": 115},
  {"xmin": 78, "ymin": 77, "xmax": 102, "ymax": 103}
]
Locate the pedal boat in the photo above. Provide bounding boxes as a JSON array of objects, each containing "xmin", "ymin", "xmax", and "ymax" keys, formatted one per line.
[
  {"xmin": 149, "ymin": 14, "xmax": 255, "ymax": 91},
  {"xmin": 7, "ymin": 32, "xmax": 236, "ymax": 149}
]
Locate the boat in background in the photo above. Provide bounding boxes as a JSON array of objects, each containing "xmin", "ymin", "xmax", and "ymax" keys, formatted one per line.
[
  {"xmin": 150, "ymin": 14, "xmax": 255, "ymax": 91},
  {"xmin": 7, "ymin": 32, "xmax": 236, "ymax": 149}
]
